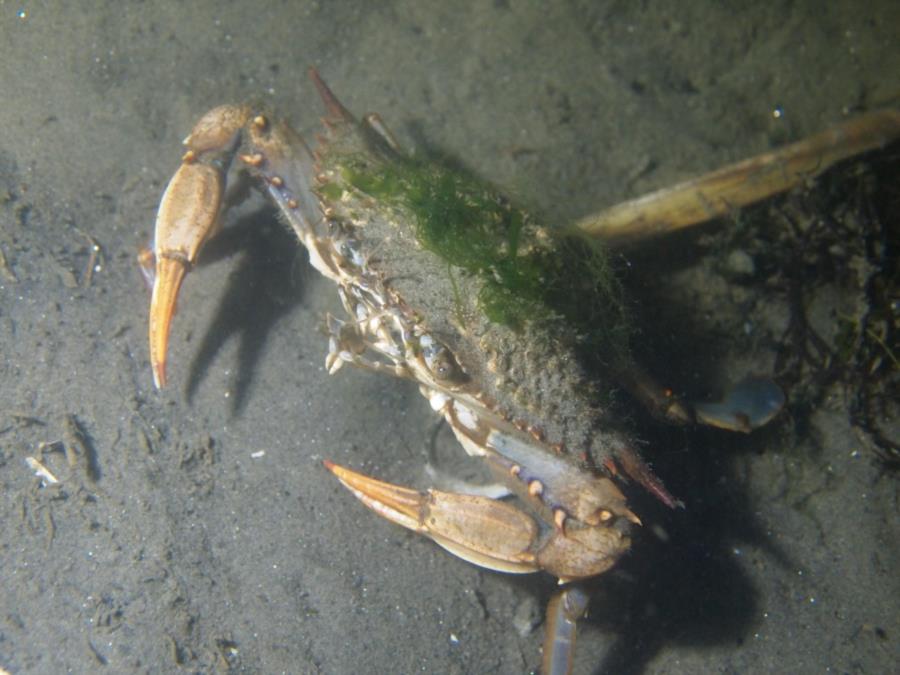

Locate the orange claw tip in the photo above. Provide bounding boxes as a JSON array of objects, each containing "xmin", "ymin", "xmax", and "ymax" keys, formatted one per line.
[
  {"xmin": 323, "ymin": 460, "xmax": 383, "ymax": 491},
  {"xmin": 322, "ymin": 462, "xmax": 424, "ymax": 530},
  {"xmin": 148, "ymin": 256, "xmax": 189, "ymax": 390},
  {"xmin": 152, "ymin": 359, "xmax": 167, "ymax": 390},
  {"xmin": 323, "ymin": 460, "xmax": 358, "ymax": 485}
]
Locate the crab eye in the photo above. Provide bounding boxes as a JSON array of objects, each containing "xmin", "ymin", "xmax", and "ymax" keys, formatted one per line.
[
  {"xmin": 420, "ymin": 337, "xmax": 467, "ymax": 385},
  {"xmin": 431, "ymin": 349, "xmax": 464, "ymax": 381}
]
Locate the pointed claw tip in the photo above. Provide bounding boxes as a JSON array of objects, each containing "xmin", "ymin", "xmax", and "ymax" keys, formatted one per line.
[
  {"xmin": 323, "ymin": 460, "xmax": 355, "ymax": 485},
  {"xmin": 152, "ymin": 363, "xmax": 166, "ymax": 390},
  {"xmin": 308, "ymin": 67, "xmax": 353, "ymax": 122},
  {"xmin": 148, "ymin": 257, "xmax": 188, "ymax": 394}
]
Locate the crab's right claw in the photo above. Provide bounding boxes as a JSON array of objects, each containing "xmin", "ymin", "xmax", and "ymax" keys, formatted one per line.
[
  {"xmin": 149, "ymin": 159, "xmax": 225, "ymax": 388},
  {"xmin": 325, "ymin": 460, "xmax": 544, "ymax": 574},
  {"xmin": 324, "ymin": 461, "xmax": 631, "ymax": 581}
]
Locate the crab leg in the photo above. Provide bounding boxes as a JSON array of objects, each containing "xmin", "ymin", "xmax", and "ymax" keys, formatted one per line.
[
  {"xmin": 543, "ymin": 584, "xmax": 590, "ymax": 675},
  {"xmin": 574, "ymin": 109, "xmax": 900, "ymax": 246}
]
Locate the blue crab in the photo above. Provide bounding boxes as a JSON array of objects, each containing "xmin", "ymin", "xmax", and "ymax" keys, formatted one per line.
[{"xmin": 142, "ymin": 69, "xmax": 900, "ymax": 672}]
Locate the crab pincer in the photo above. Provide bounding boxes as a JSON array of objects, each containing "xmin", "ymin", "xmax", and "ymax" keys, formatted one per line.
[
  {"xmin": 323, "ymin": 452, "xmax": 634, "ymax": 581},
  {"xmin": 146, "ymin": 105, "xmax": 253, "ymax": 388}
]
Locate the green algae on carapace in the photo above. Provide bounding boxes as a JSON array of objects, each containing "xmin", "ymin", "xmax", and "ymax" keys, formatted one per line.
[{"xmin": 327, "ymin": 150, "xmax": 633, "ymax": 370}]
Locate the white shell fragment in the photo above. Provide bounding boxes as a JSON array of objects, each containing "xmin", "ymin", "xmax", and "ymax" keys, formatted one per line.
[{"xmin": 25, "ymin": 456, "xmax": 59, "ymax": 485}]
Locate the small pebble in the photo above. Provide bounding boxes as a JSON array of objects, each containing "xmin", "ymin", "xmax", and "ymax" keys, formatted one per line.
[
  {"xmin": 513, "ymin": 596, "xmax": 541, "ymax": 637},
  {"xmin": 724, "ymin": 249, "xmax": 755, "ymax": 278}
]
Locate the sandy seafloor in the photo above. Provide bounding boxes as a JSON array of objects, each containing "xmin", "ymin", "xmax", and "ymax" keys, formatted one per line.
[{"xmin": 1, "ymin": 2, "xmax": 898, "ymax": 674}]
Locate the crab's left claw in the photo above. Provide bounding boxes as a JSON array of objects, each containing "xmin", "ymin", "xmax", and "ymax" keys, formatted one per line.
[
  {"xmin": 324, "ymin": 461, "xmax": 631, "ymax": 581},
  {"xmin": 146, "ymin": 105, "xmax": 253, "ymax": 389},
  {"xmin": 148, "ymin": 160, "xmax": 225, "ymax": 388}
]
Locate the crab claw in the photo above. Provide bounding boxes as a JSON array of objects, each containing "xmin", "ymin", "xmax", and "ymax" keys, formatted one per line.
[
  {"xmin": 325, "ymin": 459, "xmax": 542, "ymax": 574},
  {"xmin": 149, "ymin": 160, "xmax": 226, "ymax": 388},
  {"xmin": 324, "ymin": 461, "xmax": 630, "ymax": 580},
  {"xmin": 147, "ymin": 104, "xmax": 258, "ymax": 389}
]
